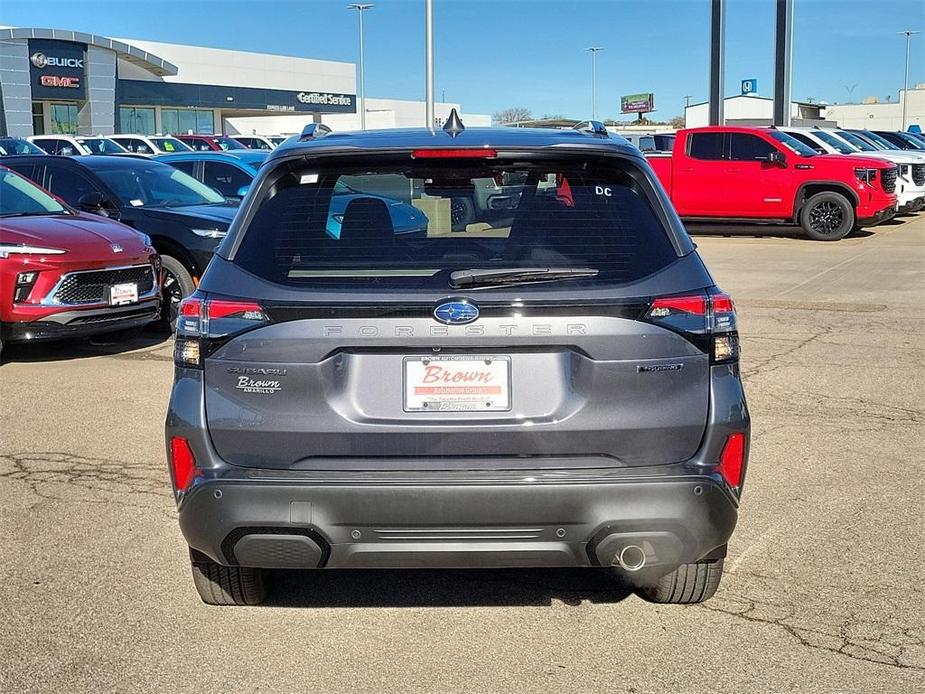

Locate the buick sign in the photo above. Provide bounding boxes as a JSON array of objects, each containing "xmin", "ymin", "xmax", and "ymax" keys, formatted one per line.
[
  {"xmin": 30, "ymin": 52, "xmax": 83, "ymax": 69},
  {"xmin": 434, "ymin": 300, "xmax": 480, "ymax": 325}
]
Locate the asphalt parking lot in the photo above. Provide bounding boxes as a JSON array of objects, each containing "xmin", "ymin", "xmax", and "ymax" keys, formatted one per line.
[{"xmin": 1, "ymin": 217, "xmax": 923, "ymax": 693}]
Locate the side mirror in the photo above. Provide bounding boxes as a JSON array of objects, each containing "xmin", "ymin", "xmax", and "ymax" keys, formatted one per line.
[
  {"xmin": 78, "ymin": 191, "xmax": 105, "ymax": 212},
  {"xmin": 768, "ymin": 150, "xmax": 787, "ymax": 167},
  {"xmin": 236, "ymin": 185, "xmax": 250, "ymax": 199}
]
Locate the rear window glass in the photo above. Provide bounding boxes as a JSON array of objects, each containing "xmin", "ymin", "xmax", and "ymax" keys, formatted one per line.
[{"xmin": 233, "ymin": 155, "xmax": 678, "ymax": 290}]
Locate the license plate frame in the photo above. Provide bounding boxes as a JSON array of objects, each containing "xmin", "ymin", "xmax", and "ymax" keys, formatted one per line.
[
  {"xmin": 109, "ymin": 282, "xmax": 139, "ymax": 306},
  {"xmin": 403, "ymin": 355, "xmax": 512, "ymax": 412}
]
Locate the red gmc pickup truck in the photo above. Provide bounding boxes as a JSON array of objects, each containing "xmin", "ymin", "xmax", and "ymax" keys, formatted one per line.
[{"xmin": 646, "ymin": 126, "xmax": 897, "ymax": 240}]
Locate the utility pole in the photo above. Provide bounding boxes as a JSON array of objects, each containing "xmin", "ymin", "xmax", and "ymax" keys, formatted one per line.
[
  {"xmin": 845, "ymin": 83, "xmax": 857, "ymax": 103},
  {"xmin": 425, "ymin": 0, "xmax": 435, "ymax": 127},
  {"xmin": 585, "ymin": 47, "xmax": 603, "ymax": 120},
  {"xmin": 348, "ymin": 4, "xmax": 374, "ymax": 130},
  {"xmin": 898, "ymin": 30, "xmax": 921, "ymax": 129}
]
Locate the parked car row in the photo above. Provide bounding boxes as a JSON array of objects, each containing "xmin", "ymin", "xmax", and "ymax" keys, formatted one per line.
[
  {"xmin": 644, "ymin": 125, "xmax": 925, "ymax": 240},
  {"xmin": 0, "ymin": 132, "xmax": 290, "ymax": 159}
]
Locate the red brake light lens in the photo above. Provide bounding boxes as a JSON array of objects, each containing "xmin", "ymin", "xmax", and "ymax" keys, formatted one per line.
[
  {"xmin": 206, "ymin": 299, "xmax": 265, "ymax": 321},
  {"xmin": 649, "ymin": 294, "xmax": 707, "ymax": 316},
  {"xmin": 169, "ymin": 436, "xmax": 200, "ymax": 492},
  {"xmin": 717, "ymin": 433, "xmax": 746, "ymax": 489},
  {"xmin": 411, "ymin": 148, "xmax": 497, "ymax": 159}
]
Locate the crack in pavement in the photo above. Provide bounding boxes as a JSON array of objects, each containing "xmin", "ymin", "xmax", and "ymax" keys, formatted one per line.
[
  {"xmin": 0, "ymin": 452, "xmax": 173, "ymax": 512},
  {"xmin": 700, "ymin": 587, "xmax": 925, "ymax": 672}
]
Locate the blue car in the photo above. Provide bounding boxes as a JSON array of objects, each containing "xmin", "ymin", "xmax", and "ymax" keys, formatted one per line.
[{"xmin": 157, "ymin": 151, "xmax": 428, "ymax": 238}]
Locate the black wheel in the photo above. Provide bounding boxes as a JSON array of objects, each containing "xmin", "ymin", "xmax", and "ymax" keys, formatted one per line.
[
  {"xmin": 450, "ymin": 196, "xmax": 475, "ymax": 231},
  {"xmin": 190, "ymin": 558, "xmax": 267, "ymax": 606},
  {"xmin": 160, "ymin": 255, "xmax": 195, "ymax": 331},
  {"xmin": 800, "ymin": 192, "xmax": 854, "ymax": 241},
  {"xmin": 637, "ymin": 558, "xmax": 724, "ymax": 604}
]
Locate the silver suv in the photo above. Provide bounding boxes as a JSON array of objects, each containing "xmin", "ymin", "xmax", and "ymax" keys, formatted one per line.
[{"xmin": 165, "ymin": 116, "xmax": 750, "ymax": 606}]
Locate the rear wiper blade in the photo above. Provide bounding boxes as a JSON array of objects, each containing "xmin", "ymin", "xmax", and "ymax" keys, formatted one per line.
[{"xmin": 449, "ymin": 266, "xmax": 599, "ymax": 289}]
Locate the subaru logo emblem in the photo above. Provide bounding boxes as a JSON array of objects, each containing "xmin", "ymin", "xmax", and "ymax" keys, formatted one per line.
[
  {"xmin": 110, "ymin": 243, "xmax": 123, "ymax": 253},
  {"xmin": 434, "ymin": 300, "xmax": 479, "ymax": 325}
]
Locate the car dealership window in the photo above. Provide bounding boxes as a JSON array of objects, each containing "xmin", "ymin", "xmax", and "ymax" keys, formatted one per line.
[
  {"xmin": 31, "ymin": 102, "xmax": 45, "ymax": 136},
  {"xmin": 162, "ymin": 109, "xmax": 215, "ymax": 135},
  {"xmin": 50, "ymin": 103, "xmax": 78, "ymax": 134},
  {"xmin": 119, "ymin": 107, "xmax": 156, "ymax": 135}
]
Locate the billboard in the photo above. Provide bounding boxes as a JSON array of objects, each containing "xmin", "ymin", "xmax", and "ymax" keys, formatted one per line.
[{"xmin": 621, "ymin": 93, "xmax": 654, "ymax": 114}]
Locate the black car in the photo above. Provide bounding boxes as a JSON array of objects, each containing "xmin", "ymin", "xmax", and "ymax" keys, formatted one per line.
[
  {"xmin": 2, "ymin": 155, "xmax": 237, "ymax": 327},
  {"xmin": 165, "ymin": 116, "xmax": 750, "ymax": 606}
]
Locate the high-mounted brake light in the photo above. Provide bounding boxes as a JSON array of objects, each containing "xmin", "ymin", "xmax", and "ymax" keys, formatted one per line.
[
  {"xmin": 717, "ymin": 432, "xmax": 747, "ymax": 490},
  {"xmin": 169, "ymin": 436, "xmax": 200, "ymax": 493},
  {"xmin": 411, "ymin": 148, "xmax": 497, "ymax": 159}
]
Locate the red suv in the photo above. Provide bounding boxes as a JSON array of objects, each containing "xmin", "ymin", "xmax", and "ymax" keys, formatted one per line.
[
  {"xmin": 647, "ymin": 126, "xmax": 898, "ymax": 240},
  {"xmin": 174, "ymin": 135, "xmax": 248, "ymax": 152},
  {"xmin": 0, "ymin": 167, "xmax": 161, "ymax": 357}
]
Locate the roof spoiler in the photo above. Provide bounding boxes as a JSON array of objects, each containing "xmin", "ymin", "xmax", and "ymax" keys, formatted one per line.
[
  {"xmin": 299, "ymin": 123, "xmax": 332, "ymax": 141},
  {"xmin": 573, "ymin": 120, "xmax": 609, "ymax": 137}
]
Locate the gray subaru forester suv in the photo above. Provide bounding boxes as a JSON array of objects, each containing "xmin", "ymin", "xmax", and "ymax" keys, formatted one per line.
[{"xmin": 165, "ymin": 115, "xmax": 750, "ymax": 606}]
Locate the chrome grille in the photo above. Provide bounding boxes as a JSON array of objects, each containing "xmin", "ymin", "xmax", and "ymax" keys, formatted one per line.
[
  {"xmin": 50, "ymin": 265, "xmax": 155, "ymax": 306},
  {"xmin": 880, "ymin": 167, "xmax": 897, "ymax": 194},
  {"xmin": 912, "ymin": 163, "xmax": 925, "ymax": 187}
]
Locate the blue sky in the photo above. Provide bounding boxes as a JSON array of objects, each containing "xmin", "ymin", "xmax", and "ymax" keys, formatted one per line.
[{"xmin": 1, "ymin": 0, "xmax": 922, "ymax": 120}]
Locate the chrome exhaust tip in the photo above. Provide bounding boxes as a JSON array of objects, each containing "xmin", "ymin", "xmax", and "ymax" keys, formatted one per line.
[{"xmin": 617, "ymin": 544, "xmax": 647, "ymax": 572}]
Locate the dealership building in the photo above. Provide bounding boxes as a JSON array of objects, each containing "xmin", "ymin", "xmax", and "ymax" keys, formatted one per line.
[{"xmin": 0, "ymin": 26, "xmax": 489, "ymax": 138}]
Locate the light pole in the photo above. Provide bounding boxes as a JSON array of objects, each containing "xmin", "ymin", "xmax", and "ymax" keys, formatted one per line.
[
  {"xmin": 898, "ymin": 30, "xmax": 921, "ymax": 130},
  {"xmin": 425, "ymin": 0, "xmax": 435, "ymax": 127},
  {"xmin": 585, "ymin": 46, "xmax": 603, "ymax": 120},
  {"xmin": 349, "ymin": 4, "xmax": 374, "ymax": 130}
]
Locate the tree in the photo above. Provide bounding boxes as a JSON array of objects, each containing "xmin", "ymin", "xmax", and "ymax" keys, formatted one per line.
[
  {"xmin": 493, "ymin": 107, "xmax": 532, "ymax": 124},
  {"xmin": 669, "ymin": 115, "xmax": 685, "ymax": 129}
]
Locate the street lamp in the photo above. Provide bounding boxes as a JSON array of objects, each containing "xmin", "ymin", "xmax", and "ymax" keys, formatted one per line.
[
  {"xmin": 585, "ymin": 47, "xmax": 603, "ymax": 121},
  {"xmin": 349, "ymin": 3, "xmax": 374, "ymax": 130},
  {"xmin": 898, "ymin": 30, "xmax": 921, "ymax": 130}
]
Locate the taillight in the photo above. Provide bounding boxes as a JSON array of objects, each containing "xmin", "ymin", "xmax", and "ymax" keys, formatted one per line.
[
  {"xmin": 411, "ymin": 148, "xmax": 497, "ymax": 159},
  {"xmin": 169, "ymin": 436, "xmax": 200, "ymax": 493},
  {"xmin": 717, "ymin": 432, "xmax": 747, "ymax": 490},
  {"xmin": 174, "ymin": 293, "xmax": 270, "ymax": 368},
  {"xmin": 644, "ymin": 288, "xmax": 739, "ymax": 363}
]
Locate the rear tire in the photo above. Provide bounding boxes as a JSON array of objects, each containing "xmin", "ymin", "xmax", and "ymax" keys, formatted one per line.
[
  {"xmin": 638, "ymin": 558, "xmax": 724, "ymax": 604},
  {"xmin": 190, "ymin": 558, "xmax": 267, "ymax": 606},
  {"xmin": 799, "ymin": 192, "xmax": 854, "ymax": 241},
  {"xmin": 160, "ymin": 255, "xmax": 195, "ymax": 332}
]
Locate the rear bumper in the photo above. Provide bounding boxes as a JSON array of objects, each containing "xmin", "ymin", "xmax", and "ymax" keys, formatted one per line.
[
  {"xmin": 1, "ymin": 299, "xmax": 160, "ymax": 343},
  {"xmin": 177, "ymin": 464, "xmax": 739, "ymax": 571}
]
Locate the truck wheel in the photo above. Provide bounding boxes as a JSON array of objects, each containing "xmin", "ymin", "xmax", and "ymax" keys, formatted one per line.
[
  {"xmin": 451, "ymin": 196, "xmax": 475, "ymax": 231},
  {"xmin": 800, "ymin": 192, "xmax": 854, "ymax": 241},
  {"xmin": 160, "ymin": 255, "xmax": 195, "ymax": 331},
  {"xmin": 190, "ymin": 558, "xmax": 267, "ymax": 606},
  {"xmin": 637, "ymin": 558, "xmax": 724, "ymax": 604}
]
